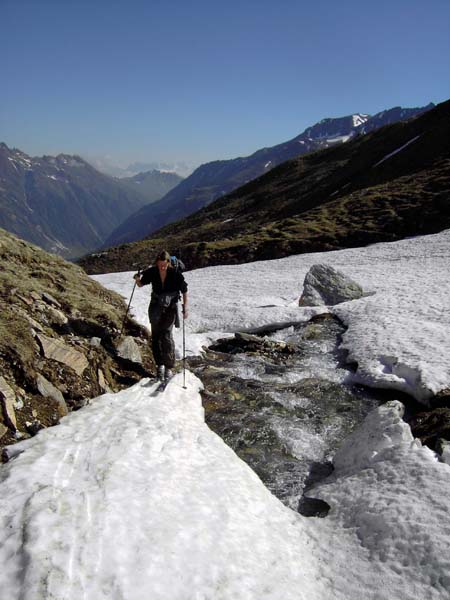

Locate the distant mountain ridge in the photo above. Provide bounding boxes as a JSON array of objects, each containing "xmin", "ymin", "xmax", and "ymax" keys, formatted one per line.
[
  {"xmin": 0, "ymin": 144, "xmax": 157, "ymax": 258},
  {"xmin": 103, "ymin": 103, "xmax": 434, "ymax": 248},
  {"xmin": 119, "ymin": 170, "xmax": 183, "ymax": 205},
  {"xmin": 87, "ymin": 158, "xmax": 195, "ymax": 179},
  {"xmin": 79, "ymin": 99, "xmax": 450, "ymax": 274}
]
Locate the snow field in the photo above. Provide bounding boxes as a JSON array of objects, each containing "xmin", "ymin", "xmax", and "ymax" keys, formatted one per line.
[
  {"xmin": 312, "ymin": 401, "xmax": 450, "ymax": 599},
  {"xmin": 0, "ymin": 373, "xmax": 328, "ymax": 600},
  {"xmin": 99, "ymin": 229, "xmax": 450, "ymax": 402},
  {"xmin": 2, "ymin": 230, "xmax": 450, "ymax": 599}
]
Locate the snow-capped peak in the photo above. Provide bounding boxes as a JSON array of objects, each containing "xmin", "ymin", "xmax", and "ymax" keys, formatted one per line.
[{"xmin": 352, "ymin": 114, "xmax": 369, "ymax": 127}]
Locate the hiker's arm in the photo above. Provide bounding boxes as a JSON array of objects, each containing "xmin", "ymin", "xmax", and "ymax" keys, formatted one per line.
[
  {"xmin": 134, "ymin": 268, "xmax": 152, "ymax": 287},
  {"xmin": 133, "ymin": 273, "xmax": 144, "ymax": 287}
]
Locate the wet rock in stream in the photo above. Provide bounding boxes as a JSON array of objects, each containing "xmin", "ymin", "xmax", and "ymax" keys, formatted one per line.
[{"xmin": 187, "ymin": 315, "xmax": 382, "ymax": 513}]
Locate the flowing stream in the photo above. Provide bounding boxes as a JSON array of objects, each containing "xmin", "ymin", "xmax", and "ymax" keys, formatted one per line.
[{"xmin": 187, "ymin": 315, "xmax": 382, "ymax": 514}]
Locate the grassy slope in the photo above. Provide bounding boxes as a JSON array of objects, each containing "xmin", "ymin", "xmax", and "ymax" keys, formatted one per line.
[{"xmin": 79, "ymin": 99, "xmax": 450, "ymax": 274}]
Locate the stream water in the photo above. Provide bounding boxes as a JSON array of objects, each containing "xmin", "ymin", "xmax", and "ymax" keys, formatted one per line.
[{"xmin": 187, "ymin": 315, "xmax": 382, "ymax": 514}]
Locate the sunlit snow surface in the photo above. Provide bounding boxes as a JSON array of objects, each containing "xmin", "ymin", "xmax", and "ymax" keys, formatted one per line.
[
  {"xmin": 2, "ymin": 230, "xmax": 450, "ymax": 599},
  {"xmin": 96, "ymin": 229, "xmax": 450, "ymax": 401},
  {"xmin": 1, "ymin": 375, "xmax": 325, "ymax": 600}
]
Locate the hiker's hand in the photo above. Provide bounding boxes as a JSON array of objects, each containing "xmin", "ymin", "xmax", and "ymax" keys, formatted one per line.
[
  {"xmin": 182, "ymin": 306, "xmax": 188, "ymax": 319},
  {"xmin": 133, "ymin": 273, "xmax": 140, "ymax": 282}
]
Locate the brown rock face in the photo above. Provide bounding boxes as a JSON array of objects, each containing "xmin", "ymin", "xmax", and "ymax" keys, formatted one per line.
[
  {"xmin": 36, "ymin": 334, "xmax": 89, "ymax": 376},
  {"xmin": 0, "ymin": 377, "xmax": 17, "ymax": 431},
  {"xmin": 0, "ymin": 228, "xmax": 155, "ymax": 452},
  {"xmin": 36, "ymin": 374, "xmax": 69, "ymax": 417}
]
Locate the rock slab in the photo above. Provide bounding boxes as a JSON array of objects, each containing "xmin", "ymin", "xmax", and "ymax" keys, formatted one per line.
[
  {"xmin": 299, "ymin": 263, "xmax": 366, "ymax": 307},
  {"xmin": 36, "ymin": 333, "xmax": 89, "ymax": 376},
  {"xmin": 36, "ymin": 374, "xmax": 69, "ymax": 417},
  {"xmin": 0, "ymin": 377, "xmax": 17, "ymax": 431},
  {"xmin": 116, "ymin": 336, "xmax": 142, "ymax": 364}
]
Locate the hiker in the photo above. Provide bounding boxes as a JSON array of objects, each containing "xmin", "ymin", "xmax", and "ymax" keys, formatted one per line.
[{"xmin": 133, "ymin": 250, "xmax": 188, "ymax": 381}]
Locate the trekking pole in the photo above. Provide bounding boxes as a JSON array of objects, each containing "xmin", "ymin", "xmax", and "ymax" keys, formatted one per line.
[
  {"xmin": 119, "ymin": 269, "xmax": 140, "ymax": 337},
  {"xmin": 182, "ymin": 304, "xmax": 187, "ymax": 389}
]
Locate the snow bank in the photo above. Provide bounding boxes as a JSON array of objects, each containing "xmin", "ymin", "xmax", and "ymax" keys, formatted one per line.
[
  {"xmin": 0, "ymin": 373, "xmax": 325, "ymax": 600},
  {"xmin": 310, "ymin": 401, "xmax": 450, "ymax": 599},
  {"xmin": 95, "ymin": 229, "xmax": 450, "ymax": 402},
  {"xmin": 2, "ymin": 375, "xmax": 450, "ymax": 599}
]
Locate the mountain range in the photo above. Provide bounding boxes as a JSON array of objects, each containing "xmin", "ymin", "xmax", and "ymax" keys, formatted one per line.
[
  {"xmin": 119, "ymin": 170, "xmax": 183, "ymax": 205},
  {"xmin": 86, "ymin": 158, "xmax": 196, "ymax": 179},
  {"xmin": 103, "ymin": 103, "xmax": 434, "ymax": 248},
  {"xmin": 79, "ymin": 99, "xmax": 450, "ymax": 274},
  {"xmin": 0, "ymin": 145, "xmax": 181, "ymax": 259}
]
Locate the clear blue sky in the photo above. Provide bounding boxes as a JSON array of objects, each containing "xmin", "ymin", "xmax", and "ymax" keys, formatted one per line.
[{"xmin": 2, "ymin": 0, "xmax": 450, "ymax": 169}]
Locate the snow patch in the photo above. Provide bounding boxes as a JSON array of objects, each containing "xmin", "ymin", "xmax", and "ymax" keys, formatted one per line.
[
  {"xmin": 373, "ymin": 135, "xmax": 421, "ymax": 168},
  {"xmin": 352, "ymin": 113, "xmax": 369, "ymax": 127},
  {"xmin": 326, "ymin": 135, "xmax": 351, "ymax": 144}
]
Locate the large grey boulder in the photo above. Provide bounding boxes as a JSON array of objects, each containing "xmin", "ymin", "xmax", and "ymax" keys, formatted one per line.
[
  {"xmin": 299, "ymin": 264, "xmax": 365, "ymax": 307},
  {"xmin": 116, "ymin": 336, "xmax": 143, "ymax": 364}
]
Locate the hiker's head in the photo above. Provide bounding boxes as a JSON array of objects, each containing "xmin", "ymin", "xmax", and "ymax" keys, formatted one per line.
[{"xmin": 155, "ymin": 250, "xmax": 171, "ymax": 270}]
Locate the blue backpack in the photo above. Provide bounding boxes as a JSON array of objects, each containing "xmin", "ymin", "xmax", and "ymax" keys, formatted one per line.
[{"xmin": 170, "ymin": 256, "xmax": 185, "ymax": 272}]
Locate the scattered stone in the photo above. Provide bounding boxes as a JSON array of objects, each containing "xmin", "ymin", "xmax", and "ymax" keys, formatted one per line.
[
  {"xmin": 436, "ymin": 439, "xmax": 450, "ymax": 465},
  {"xmin": 0, "ymin": 377, "xmax": 17, "ymax": 431},
  {"xmin": 0, "ymin": 423, "xmax": 8, "ymax": 439},
  {"xmin": 299, "ymin": 263, "xmax": 366, "ymax": 306},
  {"xmin": 90, "ymin": 337, "xmax": 102, "ymax": 347},
  {"xmin": 235, "ymin": 332, "xmax": 265, "ymax": 345},
  {"xmin": 42, "ymin": 292, "xmax": 62, "ymax": 308},
  {"xmin": 13, "ymin": 396, "xmax": 24, "ymax": 410},
  {"xmin": 36, "ymin": 333, "xmax": 89, "ymax": 376},
  {"xmin": 46, "ymin": 306, "xmax": 68, "ymax": 326},
  {"xmin": 298, "ymin": 496, "xmax": 331, "ymax": 518},
  {"xmin": 98, "ymin": 369, "xmax": 112, "ymax": 393},
  {"xmin": 409, "ymin": 407, "xmax": 450, "ymax": 450},
  {"xmin": 14, "ymin": 307, "xmax": 44, "ymax": 332},
  {"xmin": 211, "ymin": 332, "xmax": 294, "ymax": 356},
  {"xmin": 30, "ymin": 291, "xmax": 41, "ymax": 302},
  {"xmin": 16, "ymin": 293, "xmax": 33, "ymax": 306},
  {"xmin": 25, "ymin": 420, "xmax": 44, "ymax": 436},
  {"xmin": 116, "ymin": 336, "xmax": 143, "ymax": 364},
  {"xmin": 36, "ymin": 374, "xmax": 69, "ymax": 417}
]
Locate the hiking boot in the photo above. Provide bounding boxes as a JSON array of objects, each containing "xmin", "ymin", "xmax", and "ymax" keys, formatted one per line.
[
  {"xmin": 164, "ymin": 368, "xmax": 173, "ymax": 381},
  {"xmin": 156, "ymin": 365, "xmax": 164, "ymax": 381}
]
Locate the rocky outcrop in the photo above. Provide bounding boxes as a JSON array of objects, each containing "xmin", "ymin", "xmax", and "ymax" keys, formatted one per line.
[
  {"xmin": 0, "ymin": 377, "xmax": 17, "ymax": 431},
  {"xmin": 36, "ymin": 333, "xmax": 89, "ymax": 376},
  {"xmin": 36, "ymin": 374, "xmax": 68, "ymax": 417},
  {"xmin": 210, "ymin": 332, "xmax": 295, "ymax": 356},
  {"xmin": 0, "ymin": 228, "xmax": 155, "ymax": 452},
  {"xmin": 409, "ymin": 408, "xmax": 450, "ymax": 452},
  {"xmin": 299, "ymin": 264, "xmax": 366, "ymax": 307}
]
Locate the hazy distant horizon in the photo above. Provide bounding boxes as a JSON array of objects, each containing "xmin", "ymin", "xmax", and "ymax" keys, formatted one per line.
[{"xmin": 2, "ymin": 0, "xmax": 449, "ymax": 169}]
